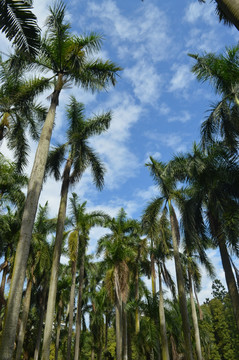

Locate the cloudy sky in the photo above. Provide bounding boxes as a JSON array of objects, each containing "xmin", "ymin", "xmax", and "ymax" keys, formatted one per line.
[{"xmin": 1, "ymin": 0, "xmax": 238, "ymax": 302}]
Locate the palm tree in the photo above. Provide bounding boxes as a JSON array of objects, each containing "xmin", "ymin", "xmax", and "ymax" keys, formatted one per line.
[
  {"xmin": 144, "ymin": 157, "xmax": 194, "ymax": 360},
  {"xmin": 142, "ymin": 208, "xmax": 174, "ymax": 360},
  {"xmin": 0, "ymin": 2, "xmax": 121, "ymax": 357},
  {"xmin": 42, "ymin": 97, "xmax": 111, "ymax": 359},
  {"xmin": 97, "ymin": 208, "xmax": 136, "ymax": 360},
  {"xmin": 189, "ymin": 45, "xmax": 239, "ymax": 152},
  {"xmin": 170, "ymin": 143, "xmax": 239, "ymax": 332},
  {"xmin": 15, "ymin": 202, "xmax": 55, "ymax": 360},
  {"xmin": 0, "ymin": 0, "xmax": 40, "ymax": 54},
  {"xmin": 64, "ymin": 193, "xmax": 109, "ymax": 360}
]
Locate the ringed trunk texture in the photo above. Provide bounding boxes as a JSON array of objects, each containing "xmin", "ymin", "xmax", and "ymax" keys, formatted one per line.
[
  {"xmin": 216, "ymin": 0, "xmax": 239, "ymax": 30},
  {"xmin": 168, "ymin": 200, "xmax": 193, "ymax": 360},
  {"xmin": 0, "ymin": 76, "xmax": 62, "ymax": 360},
  {"xmin": 218, "ymin": 237, "xmax": 239, "ymax": 331},
  {"xmin": 15, "ymin": 279, "xmax": 33, "ymax": 360},
  {"xmin": 188, "ymin": 272, "xmax": 202, "ymax": 360},
  {"xmin": 158, "ymin": 265, "xmax": 170, "ymax": 360},
  {"xmin": 67, "ymin": 255, "xmax": 78, "ymax": 360},
  {"xmin": 41, "ymin": 158, "xmax": 72, "ymax": 360},
  {"xmin": 74, "ymin": 252, "xmax": 85, "ymax": 360}
]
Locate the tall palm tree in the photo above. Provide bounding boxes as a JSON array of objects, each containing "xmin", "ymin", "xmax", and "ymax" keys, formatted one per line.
[
  {"xmin": 0, "ymin": 0, "xmax": 40, "ymax": 55},
  {"xmin": 144, "ymin": 157, "xmax": 194, "ymax": 360},
  {"xmin": 142, "ymin": 208, "xmax": 174, "ymax": 360},
  {"xmin": 15, "ymin": 202, "xmax": 55, "ymax": 360},
  {"xmin": 97, "ymin": 209, "xmax": 136, "ymax": 360},
  {"xmin": 189, "ymin": 45, "xmax": 239, "ymax": 152},
  {"xmin": 170, "ymin": 143, "xmax": 239, "ymax": 332},
  {"xmin": 65, "ymin": 193, "xmax": 109, "ymax": 360},
  {"xmin": 42, "ymin": 97, "xmax": 111, "ymax": 359},
  {"xmin": 0, "ymin": 2, "xmax": 121, "ymax": 357}
]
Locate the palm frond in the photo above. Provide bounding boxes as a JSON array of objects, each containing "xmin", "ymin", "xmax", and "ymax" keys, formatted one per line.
[{"xmin": 0, "ymin": 0, "xmax": 40, "ymax": 55}]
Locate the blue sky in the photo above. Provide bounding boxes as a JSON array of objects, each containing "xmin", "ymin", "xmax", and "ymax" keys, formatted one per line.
[{"xmin": 1, "ymin": 0, "xmax": 239, "ymax": 301}]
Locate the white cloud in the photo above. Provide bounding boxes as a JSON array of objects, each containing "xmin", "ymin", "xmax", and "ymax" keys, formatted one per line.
[
  {"xmin": 169, "ymin": 64, "xmax": 194, "ymax": 92},
  {"xmin": 124, "ymin": 61, "xmax": 163, "ymax": 105},
  {"xmin": 184, "ymin": 1, "xmax": 216, "ymax": 26},
  {"xmin": 168, "ymin": 111, "xmax": 191, "ymax": 123}
]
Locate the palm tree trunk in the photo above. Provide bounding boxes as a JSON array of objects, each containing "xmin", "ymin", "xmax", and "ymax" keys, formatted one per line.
[
  {"xmin": 55, "ymin": 299, "xmax": 63, "ymax": 360},
  {"xmin": 0, "ymin": 74, "xmax": 63, "ymax": 360},
  {"xmin": 151, "ymin": 246, "xmax": 156, "ymax": 296},
  {"xmin": 0, "ymin": 260, "xmax": 8, "ymax": 314},
  {"xmin": 168, "ymin": 200, "xmax": 193, "ymax": 360},
  {"xmin": 122, "ymin": 302, "xmax": 128, "ymax": 360},
  {"xmin": 104, "ymin": 312, "xmax": 109, "ymax": 354},
  {"xmin": 135, "ymin": 267, "xmax": 140, "ymax": 334},
  {"xmin": 34, "ymin": 286, "xmax": 47, "ymax": 360},
  {"xmin": 216, "ymin": 0, "xmax": 239, "ymax": 30},
  {"xmin": 41, "ymin": 157, "xmax": 72, "ymax": 360},
  {"xmin": 15, "ymin": 278, "xmax": 33, "ymax": 360},
  {"xmin": 67, "ymin": 256, "xmax": 78, "ymax": 360},
  {"xmin": 115, "ymin": 296, "xmax": 123, "ymax": 360},
  {"xmin": 74, "ymin": 252, "xmax": 85, "ymax": 360},
  {"xmin": 188, "ymin": 271, "xmax": 202, "ymax": 360},
  {"xmin": 218, "ymin": 236, "xmax": 239, "ymax": 331},
  {"xmin": 158, "ymin": 264, "xmax": 170, "ymax": 360}
]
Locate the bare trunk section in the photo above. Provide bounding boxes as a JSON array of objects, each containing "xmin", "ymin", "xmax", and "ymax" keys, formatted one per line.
[
  {"xmin": 74, "ymin": 252, "xmax": 85, "ymax": 360},
  {"xmin": 168, "ymin": 200, "xmax": 193, "ymax": 360},
  {"xmin": 34, "ymin": 286, "xmax": 47, "ymax": 360},
  {"xmin": 216, "ymin": 0, "xmax": 239, "ymax": 30},
  {"xmin": 55, "ymin": 299, "xmax": 63, "ymax": 360},
  {"xmin": 135, "ymin": 267, "xmax": 140, "ymax": 334},
  {"xmin": 188, "ymin": 272, "xmax": 202, "ymax": 360},
  {"xmin": 41, "ymin": 157, "xmax": 72, "ymax": 360},
  {"xmin": 218, "ymin": 237, "xmax": 239, "ymax": 331},
  {"xmin": 15, "ymin": 279, "xmax": 33, "ymax": 360},
  {"xmin": 67, "ymin": 254, "xmax": 78, "ymax": 360},
  {"xmin": 0, "ymin": 260, "xmax": 8, "ymax": 314},
  {"xmin": 122, "ymin": 302, "xmax": 128, "ymax": 360},
  {"xmin": 158, "ymin": 264, "xmax": 170, "ymax": 360},
  {"xmin": 0, "ymin": 75, "xmax": 63, "ymax": 360},
  {"xmin": 115, "ymin": 296, "xmax": 122, "ymax": 360}
]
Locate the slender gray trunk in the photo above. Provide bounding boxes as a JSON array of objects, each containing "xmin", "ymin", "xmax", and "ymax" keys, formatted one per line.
[
  {"xmin": 67, "ymin": 256, "xmax": 78, "ymax": 360},
  {"xmin": 55, "ymin": 299, "xmax": 63, "ymax": 360},
  {"xmin": 0, "ymin": 76, "xmax": 62, "ymax": 360},
  {"xmin": 34, "ymin": 286, "xmax": 47, "ymax": 360},
  {"xmin": 168, "ymin": 200, "xmax": 193, "ymax": 360},
  {"xmin": 15, "ymin": 278, "xmax": 33, "ymax": 360},
  {"xmin": 115, "ymin": 296, "xmax": 122, "ymax": 360},
  {"xmin": 135, "ymin": 267, "xmax": 140, "ymax": 334},
  {"xmin": 158, "ymin": 264, "xmax": 170, "ymax": 360},
  {"xmin": 122, "ymin": 302, "xmax": 128, "ymax": 360},
  {"xmin": 41, "ymin": 157, "xmax": 71, "ymax": 360},
  {"xmin": 188, "ymin": 272, "xmax": 202, "ymax": 360},
  {"xmin": 0, "ymin": 260, "xmax": 8, "ymax": 314},
  {"xmin": 74, "ymin": 252, "xmax": 85, "ymax": 360}
]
